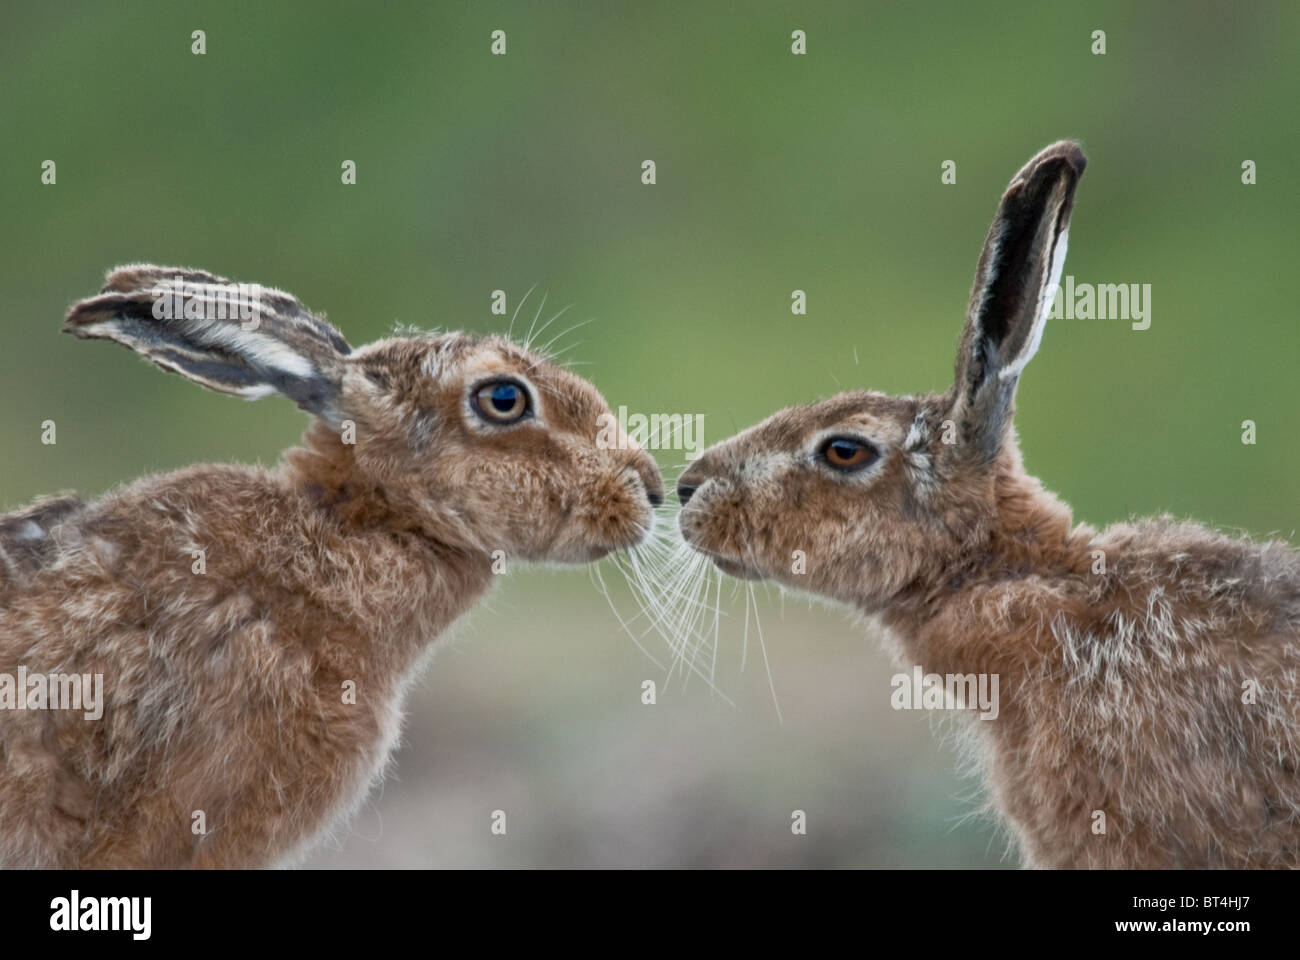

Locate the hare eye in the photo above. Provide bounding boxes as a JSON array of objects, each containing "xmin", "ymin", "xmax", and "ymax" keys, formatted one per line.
[
  {"xmin": 820, "ymin": 437, "xmax": 878, "ymax": 472},
  {"xmin": 472, "ymin": 379, "xmax": 531, "ymax": 424}
]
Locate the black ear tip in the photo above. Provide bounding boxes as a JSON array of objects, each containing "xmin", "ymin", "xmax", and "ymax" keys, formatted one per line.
[
  {"xmin": 1044, "ymin": 140, "xmax": 1087, "ymax": 176},
  {"xmin": 1006, "ymin": 141, "xmax": 1088, "ymax": 197},
  {"xmin": 1065, "ymin": 142, "xmax": 1087, "ymax": 173},
  {"xmin": 62, "ymin": 303, "xmax": 93, "ymax": 334},
  {"xmin": 1032, "ymin": 140, "xmax": 1088, "ymax": 178},
  {"xmin": 1000, "ymin": 144, "xmax": 1087, "ymax": 217}
]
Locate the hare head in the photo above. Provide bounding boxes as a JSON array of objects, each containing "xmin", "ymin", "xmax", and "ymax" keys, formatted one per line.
[
  {"xmin": 65, "ymin": 265, "xmax": 663, "ymax": 564},
  {"xmin": 676, "ymin": 142, "xmax": 1085, "ymax": 609}
]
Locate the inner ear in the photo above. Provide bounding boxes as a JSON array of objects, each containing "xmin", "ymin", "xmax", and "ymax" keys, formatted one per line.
[
  {"xmin": 949, "ymin": 142, "xmax": 1085, "ymax": 460},
  {"xmin": 65, "ymin": 265, "xmax": 353, "ymax": 424},
  {"xmin": 979, "ymin": 177, "xmax": 1072, "ymax": 381}
]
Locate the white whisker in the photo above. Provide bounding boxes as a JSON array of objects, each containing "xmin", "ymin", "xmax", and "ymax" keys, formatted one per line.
[
  {"xmin": 506, "ymin": 283, "xmax": 538, "ymax": 341},
  {"xmin": 596, "ymin": 500, "xmax": 786, "ymax": 716}
]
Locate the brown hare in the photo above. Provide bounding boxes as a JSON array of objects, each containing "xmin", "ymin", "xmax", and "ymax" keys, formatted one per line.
[
  {"xmin": 676, "ymin": 142, "xmax": 1300, "ymax": 868},
  {"xmin": 0, "ymin": 265, "xmax": 663, "ymax": 868}
]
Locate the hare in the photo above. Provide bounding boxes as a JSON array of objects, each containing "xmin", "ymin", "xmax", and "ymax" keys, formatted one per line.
[
  {"xmin": 0, "ymin": 265, "xmax": 663, "ymax": 868},
  {"xmin": 676, "ymin": 142, "xmax": 1300, "ymax": 868}
]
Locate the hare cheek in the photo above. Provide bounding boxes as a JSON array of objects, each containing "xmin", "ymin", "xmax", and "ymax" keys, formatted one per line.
[{"xmin": 564, "ymin": 472, "xmax": 646, "ymax": 553}]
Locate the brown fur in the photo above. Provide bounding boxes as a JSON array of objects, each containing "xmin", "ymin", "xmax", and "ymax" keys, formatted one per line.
[
  {"xmin": 0, "ymin": 266, "xmax": 661, "ymax": 868},
  {"xmin": 677, "ymin": 143, "xmax": 1300, "ymax": 868}
]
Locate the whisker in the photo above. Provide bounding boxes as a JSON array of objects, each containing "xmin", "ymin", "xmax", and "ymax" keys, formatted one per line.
[
  {"xmin": 599, "ymin": 501, "xmax": 792, "ymax": 717},
  {"xmin": 507, "ymin": 283, "xmax": 538, "ymax": 341},
  {"xmin": 523, "ymin": 292, "xmax": 550, "ymax": 350},
  {"xmin": 748, "ymin": 580, "xmax": 783, "ymax": 724},
  {"xmin": 537, "ymin": 315, "xmax": 597, "ymax": 358},
  {"xmin": 527, "ymin": 303, "xmax": 576, "ymax": 352}
]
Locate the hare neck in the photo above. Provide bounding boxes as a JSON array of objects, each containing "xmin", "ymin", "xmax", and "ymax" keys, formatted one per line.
[
  {"xmin": 280, "ymin": 419, "xmax": 494, "ymax": 656},
  {"xmin": 882, "ymin": 453, "xmax": 1094, "ymax": 681},
  {"xmin": 282, "ymin": 420, "xmax": 489, "ymax": 567},
  {"xmin": 282, "ymin": 420, "xmax": 408, "ymax": 531}
]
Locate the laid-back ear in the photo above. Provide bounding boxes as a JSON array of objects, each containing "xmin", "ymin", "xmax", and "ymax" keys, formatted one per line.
[
  {"xmin": 949, "ymin": 141, "xmax": 1086, "ymax": 462},
  {"xmin": 65, "ymin": 265, "xmax": 353, "ymax": 425}
]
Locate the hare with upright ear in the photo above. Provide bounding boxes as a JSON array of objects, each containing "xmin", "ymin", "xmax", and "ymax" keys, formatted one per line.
[
  {"xmin": 0, "ymin": 265, "xmax": 663, "ymax": 868},
  {"xmin": 677, "ymin": 142, "xmax": 1300, "ymax": 868}
]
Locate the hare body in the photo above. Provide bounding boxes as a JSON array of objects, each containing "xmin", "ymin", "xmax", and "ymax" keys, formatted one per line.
[
  {"xmin": 0, "ymin": 267, "xmax": 661, "ymax": 868},
  {"xmin": 677, "ymin": 143, "xmax": 1300, "ymax": 868},
  {"xmin": 884, "ymin": 450, "xmax": 1300, "ymax": 868}
]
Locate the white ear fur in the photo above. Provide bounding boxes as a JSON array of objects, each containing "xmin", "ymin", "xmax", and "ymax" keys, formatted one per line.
[
  {"xmin": 949, "ymin": 142, "xmax": 1086, "ymax": 460},
  {"xmin": 998, "ymin": 226, "xmax": 1068, "ymax": 383},
  {"xmin": 177, "ymin": 315, "xmax": 319, "ymax": 379},
  {"xmin": 65, "ymin": 266, "xmax": 353, "ymax": 422}
]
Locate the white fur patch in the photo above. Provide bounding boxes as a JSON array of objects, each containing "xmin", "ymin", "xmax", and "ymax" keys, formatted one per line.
[
  {"xmin": 904, "ymin": 412, "xmax": 928, "ymax": 450},
  {"xmin": 744, "ymin": 451, "xmax": 802, "ymax": 483},
  {"xmin": 13, "ymin": 520, "xmax": 45, "ymax": 541},
  {"xmin": 189, "ymin": 321, "xmax": 317, "ymax": 379},
  {"xmin": 87, "ymin": 314, "xmax": 316, "ymax": 381},
  {"xmin": 90, "ymin": 536, "xmax": 120, "ymax": 563},
  {"xmin": 999, "ymin": 228, "xmax": 1068, "ymax": 382}
]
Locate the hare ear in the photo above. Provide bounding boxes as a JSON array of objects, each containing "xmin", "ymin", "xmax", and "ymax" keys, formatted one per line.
[
  {"xmin": 949, "ymin": 141, "xmax": 1086, "ymax": 461},
  {"xmin": 65, "ymin": 265, "xmax": 353, "ymax": 425}
]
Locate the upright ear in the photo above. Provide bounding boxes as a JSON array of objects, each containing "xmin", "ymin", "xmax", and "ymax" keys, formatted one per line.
[
  {"xmin": 64, "ymin": 264, "xmax": 353, "ymax": 425},
  {"xmin": 949, "ymin": 141, "xmax": 1086, "ymax": 462}
]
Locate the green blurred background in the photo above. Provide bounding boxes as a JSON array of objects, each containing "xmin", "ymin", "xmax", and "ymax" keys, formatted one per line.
[{"xmin": 2, "ymin": 1, "xmax": 1296, "ymax": 867}]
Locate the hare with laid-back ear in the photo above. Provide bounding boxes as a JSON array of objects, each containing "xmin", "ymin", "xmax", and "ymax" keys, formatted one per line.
[
  {"xmin": 677, "ymin": 142, "xmax": 1300, "ymax": 868},
  {"xmin": 0, "ymin": 266, "xmax": 662, "ymax": 868}
]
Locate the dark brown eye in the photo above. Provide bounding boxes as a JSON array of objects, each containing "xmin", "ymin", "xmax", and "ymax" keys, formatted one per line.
[
  {"xmin": 820, "ymin": 437, "xmax": 878, "ymax": 472},
  {"xmin": 472, "ymin": 379, "xmax": 531, "ymax": 424}
]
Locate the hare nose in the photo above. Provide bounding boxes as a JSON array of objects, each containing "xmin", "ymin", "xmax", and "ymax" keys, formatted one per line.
[
  {"xmin": 676, "ymin": 455, "xmax": 716, "ymax": 504},
  {"xmin": 629, "ymin": 451, "xmax": 664, "ymax": 508}
]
